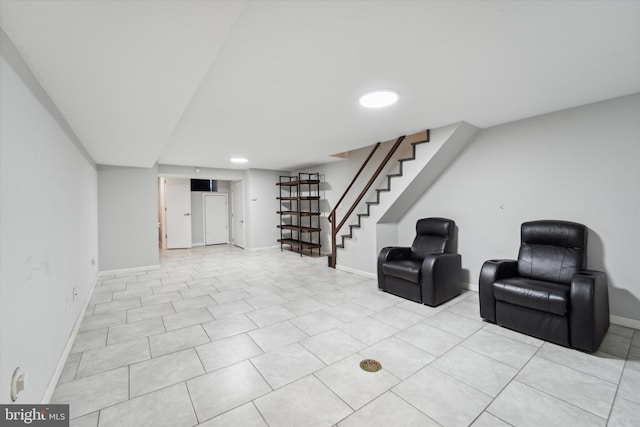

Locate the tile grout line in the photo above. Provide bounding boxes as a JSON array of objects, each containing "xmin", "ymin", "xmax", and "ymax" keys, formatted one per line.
[
  {"xmin": 389, "ymin": 388, "xmax": 445, "ymax": 426},
  {"xmin": 183, "ymin": 380, "xmax": 201, "ymax": 425},
  {"xmin": 533, "ymin": 347, "xmax": 627, "ymax": 386},
  {"xmin": 58, "ymin": 246, "xmax": 640, "ymax": 425},
  {"xmin": 312, "ymin": 371, "xmax": 360, "ymax": 415},
  {"xmin": 495, "ymin": 339, "xmax": 612, "ymax": 422},
  {"xmin": 457, "ymin": 325, "xmax": 544, "ymax": 426},
  {"xmin": 603, "ymin": 329, "xmax": 636, "ymax": 421},
  {"xmin": 250, "ymin": 400, "xmax": 271, "ymax": 427},
  {"xmin": 398, "ymin": 323, "xmax": 530, "ymax": 425}
]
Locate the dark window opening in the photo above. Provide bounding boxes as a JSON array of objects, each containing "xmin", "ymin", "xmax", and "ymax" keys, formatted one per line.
[{"xmin": 191, "ymin": 179, "xmax": 217, "ymax": 192}]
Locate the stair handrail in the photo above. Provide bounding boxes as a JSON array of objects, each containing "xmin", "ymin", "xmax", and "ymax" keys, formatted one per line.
[
  {"xmin": 329, "ymin": 135, "xmax": 406, "ymax": 267},
  {"xmin": 335, "ymin": 135, "xmax": 405, "ymax": 233},
  {"xmin": 328, "ymin": 142, "xmax": 381, "ymax": 222}
]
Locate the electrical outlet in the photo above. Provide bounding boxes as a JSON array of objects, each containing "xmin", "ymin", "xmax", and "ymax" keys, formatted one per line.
[{"xmin": 11, "ymin": 368, "xmax": 26, "ymax": 401}]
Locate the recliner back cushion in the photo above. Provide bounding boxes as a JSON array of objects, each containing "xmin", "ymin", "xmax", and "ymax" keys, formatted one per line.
[
  {"xmin": 410, "ymin": 218, "xmax": 455, "ymax": 260},
  {"xmin": 517, "ymin": 220, "xmax": 587, "ymax": 284}
]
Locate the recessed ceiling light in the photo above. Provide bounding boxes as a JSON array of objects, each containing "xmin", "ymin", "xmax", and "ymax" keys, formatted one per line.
[
  {"xmin": 230, "ymin": 157, "xmax": 248, "ymax": 163},
  {"xmin": 359, "ymin": 90, "xmax": 399, "ymax": 108}
]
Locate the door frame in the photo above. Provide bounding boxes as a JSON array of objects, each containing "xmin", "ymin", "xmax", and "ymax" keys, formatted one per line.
[
  {"xmin": 158, "ymin": 177, "xmax": 166, "ymax": 249},
  {"xmin": 231, "ymin": 180, "xmax": 245, "ymax": 249}
]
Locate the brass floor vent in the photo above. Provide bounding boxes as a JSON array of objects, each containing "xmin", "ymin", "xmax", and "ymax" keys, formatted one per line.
[{"xmin": 359, "ymin": 359, "xmax": 382, "ymax": 373}]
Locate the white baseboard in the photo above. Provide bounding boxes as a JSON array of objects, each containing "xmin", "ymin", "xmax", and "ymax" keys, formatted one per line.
[
  {"xmin": 463, "ymin": 282, "xmax": 479, "ymax": 292},
  {"xmin": 99, "ymin": 264, "xmax": 160, "ymax": 277},
  {"xmin": 42, "ymin": 274, "xmax": 100, "ymax": 403},
  {"xmin": 610, "ymin": 315, "xmax": 640, "ymax": 330},
  {"xmin": 191, "ymin": 242, "xmax": 205, "ymax": 247},
  {"xmin": 335, "ymin": 264, "xmax": 377, "ymax": 279}
]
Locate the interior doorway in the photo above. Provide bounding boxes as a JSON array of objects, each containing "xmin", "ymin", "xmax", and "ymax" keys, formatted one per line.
[{"xmin": 159, "ymin": 176, "xmax": 235, "ymax": 249}]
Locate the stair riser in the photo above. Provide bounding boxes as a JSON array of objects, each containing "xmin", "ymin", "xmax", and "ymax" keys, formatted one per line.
[{"xmin": 338, "ymin": 133, "xmax": 431, "ymax": 247}]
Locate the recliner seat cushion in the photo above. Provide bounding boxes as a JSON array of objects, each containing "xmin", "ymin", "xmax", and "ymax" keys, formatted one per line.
[
  {"xmin": 382, "ymin": 260, "xmax": 422, "ymax": 283},
  {"xmin": 493, "ymin": 277, "xmax": 569, "ymax": 316}
]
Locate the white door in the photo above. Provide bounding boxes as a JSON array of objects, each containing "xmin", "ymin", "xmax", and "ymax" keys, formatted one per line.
[
  {"xmin": 165, "ymin": 178, "xmax": 192, "ymax": 249},
  {"xmin": 204, "ymin": 194, "xmax": 228, "ymax": 245},
  {"xmin": 231, "ymin": 180, "xmax": 245, "ymax": 248}
]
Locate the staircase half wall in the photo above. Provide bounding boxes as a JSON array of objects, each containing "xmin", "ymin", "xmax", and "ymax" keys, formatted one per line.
[{"xmin": 336, "ymin": 121, "xmax": 479, "ymax": 276}]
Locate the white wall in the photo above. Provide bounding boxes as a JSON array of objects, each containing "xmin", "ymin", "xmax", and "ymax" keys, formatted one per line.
[
  {"xmin": 245, "ymin": 169, "xmax": 286, "ymax": 249},
  {"xmin": 217, "ymin": 180, "xmax": 231, "ymax": 193},
  {"xmin": 0, "ymin": 31, "xmax": 98, "ymax": 403},
  {"xmin": 397, "ymin": 94, "xmax": 640, "ymax": 323},
  {"xmin": 98, "ymin": 165, "xmax": 159, "ymax": 271}
]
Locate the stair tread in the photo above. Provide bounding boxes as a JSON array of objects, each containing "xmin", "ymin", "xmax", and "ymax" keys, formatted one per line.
[
  {"xmin": 331, "ymin": 131, "xmax": 432, "ymax": 262},
  {"xmin": 411, "ymin": 140, "xmax": 429, "ymax": 146}
]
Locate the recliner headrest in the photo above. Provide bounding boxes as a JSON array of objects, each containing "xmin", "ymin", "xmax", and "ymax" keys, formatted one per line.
[
  {"xmin": 521, "ymin": 220, "xmax": 586, "ymax": 248},
  {"xmin": 416, "ymin": 217, "xmax": 455, "ymax": 238}
]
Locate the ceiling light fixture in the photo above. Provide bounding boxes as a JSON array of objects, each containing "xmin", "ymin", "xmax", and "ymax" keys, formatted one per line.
[
  {"xmin": 359, "ymin": 90, "xmax": 399, "ymax": 108},
  {"xmin": 230, "ymin": 157, "xmax": 248, "ymax": 163}
]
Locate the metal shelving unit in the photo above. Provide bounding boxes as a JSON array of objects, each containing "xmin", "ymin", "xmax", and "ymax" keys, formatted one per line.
[{"xmin": 277, "ymin": 173, "xmax": 321, "ymax": 257}]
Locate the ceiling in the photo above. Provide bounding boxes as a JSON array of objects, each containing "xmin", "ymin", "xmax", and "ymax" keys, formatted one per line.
[{"xmin": 1, "ymin": 1, "xmax": 639, "ymax": 171}]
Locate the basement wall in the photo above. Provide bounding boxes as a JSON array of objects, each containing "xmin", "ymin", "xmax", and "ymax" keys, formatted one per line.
[
  {"xmin": 0, "ymin": 30, "xmax": 99, "ymax": 403},
  {"xmin": 397, "ymin": 93, "xmax": 640, "ymax": 325},
  {"xmin": 245, "ymin": 168, "xmax": 287, "ymax": 249},
  {"xmin": 98, "ymin": 165, "xmax": 159, "ymax": 271}
]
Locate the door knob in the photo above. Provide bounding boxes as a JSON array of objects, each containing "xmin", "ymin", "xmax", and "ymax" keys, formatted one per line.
[{"xmin": 184, "ymin": 213, "xmax": 191, "ymax": 216}]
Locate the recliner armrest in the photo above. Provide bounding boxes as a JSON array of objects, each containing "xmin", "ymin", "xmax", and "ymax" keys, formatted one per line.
[
  {"xmin": 380, "ymin": 247, "xmax": 412, "ymax": 262},
  {"xmin": 479, "ymin": 259, "xmax": 518, "ymax": 323},
  {"xmin": 570, "ymin": 270, "xmax": 609, "ymax": 352},
  {"xmin": 420, "ymin": 253, "xmax": 462, "ymax": 306},
  {"xmin": 377, "ymin": 247, "xmax": 411, "ymax": 291}
]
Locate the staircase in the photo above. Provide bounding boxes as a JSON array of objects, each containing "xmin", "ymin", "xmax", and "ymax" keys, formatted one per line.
[
  {"xmin": 329, "ymin": 122, "xmax": 479, "ymax": 275},
  {"xmin": 336, "ymin": 134, "xmax": 429, "ymax": 249}
]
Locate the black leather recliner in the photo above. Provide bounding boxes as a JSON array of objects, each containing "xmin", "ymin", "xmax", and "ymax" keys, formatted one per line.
[
  {"xmin": 378, "ymin": 217, "xmax": 462, "ymax": 306},
  {"xmin": 479, "ymin": 220, "xmax": 609, "ymax": 352}
]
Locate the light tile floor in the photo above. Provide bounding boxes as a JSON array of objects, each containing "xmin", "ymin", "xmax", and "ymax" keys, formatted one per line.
[{"xmin": 52, "ymin": 245, "xmax": 640, "ymax": 427}]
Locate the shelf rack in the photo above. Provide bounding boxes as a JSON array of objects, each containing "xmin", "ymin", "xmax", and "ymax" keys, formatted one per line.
[{"xmin": 277, "ymin": 173, "xmax": 321, "ymax": 257}]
